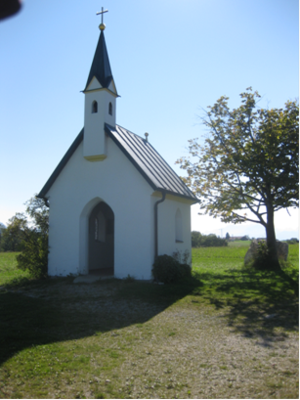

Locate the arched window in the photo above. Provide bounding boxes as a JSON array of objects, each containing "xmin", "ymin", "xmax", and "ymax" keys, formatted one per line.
[
  {"xmin": 92, "ymin": 101, "xmax": 98, "ymax": 113},
  {"xmin": 175, "ymin": 209, "xmax": 183, "ymax": 242},
  {"xmin": 109, "ymin": 102, "xmax": 113, "ymax": 116}
]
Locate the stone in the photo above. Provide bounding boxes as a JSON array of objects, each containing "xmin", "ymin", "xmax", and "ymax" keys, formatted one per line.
[
  {"xmin": 244, "ymin": 239, "xmax": 288, "ymax": 264},
  {"xmin": 276, "ymin": 240, "xmax": 289, "ymax": 260}
]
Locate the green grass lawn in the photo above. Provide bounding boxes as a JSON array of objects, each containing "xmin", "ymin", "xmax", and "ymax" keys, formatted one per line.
[
  {"xmin": 192, "ymin": 242, "xmax": 298, "ymax": 308},
  {"xmin": 0, "ymin": 252, "xmax": 30, "ymax": 287},
  {"xmin": 0, "ymin": 246, "xmax": 298, "ymax": 399}
]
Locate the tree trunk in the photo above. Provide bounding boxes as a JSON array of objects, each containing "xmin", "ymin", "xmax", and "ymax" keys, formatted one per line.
[
  {"xmin": 264, "ymin": 201, "xmax": 298, "ymax": 296},
  {"xmin": 265, "ymin": 203, "xmax": 281, "ymax": 271}
]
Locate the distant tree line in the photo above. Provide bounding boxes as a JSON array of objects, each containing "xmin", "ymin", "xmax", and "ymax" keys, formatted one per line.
[
  {"xmin": 0, "ymin": 215, "xmax": 26, "ymax": 252},
  {"xmin": 0, "ymin": 197, "xmax": 49, "ymax": 278},
  {"xmin": 191, "ymin": 231, "xmax": 228, "ymax": 248},
  {"xmin": 286, "ymin": 238, "xmax": 299, "ymax": 245}
]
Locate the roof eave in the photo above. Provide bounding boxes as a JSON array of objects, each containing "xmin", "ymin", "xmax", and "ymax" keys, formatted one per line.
[
  {"xmin": 155, "ymin": 189, "xmax": 199, "ymax": 203},
  {"xmin": 37, "ymin": 129, "xmax": 84, "ymax": 198},
  {"xmin": 82, "ymin": 87, "xmax": 120, "ymax": 98}
]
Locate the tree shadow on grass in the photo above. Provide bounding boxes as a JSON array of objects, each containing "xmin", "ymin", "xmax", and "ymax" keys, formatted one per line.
[
  {"xmin": 0, "ymin": 277, "xmax": 201, "ymax": 367},
  {"xmin": 193, "ymin": 268, "xmax": 298, "ymax": 346}
]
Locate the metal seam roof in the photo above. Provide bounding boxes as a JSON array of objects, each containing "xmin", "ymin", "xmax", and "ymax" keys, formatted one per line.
[
  {"xmin": 106, "ymin": 124, "xmax": 198, "ymax": 201},
  {"xmin": 116, "ymin": 126, "xmax": 188, "ymax": 194},
  {"xmin": 120, "ymin": 125, "xmax": 188, "ymax": 193},
  {"xmin": 113, "ymin": 127, "xmax": 162, "ymax": 187},
  {"xmin": 37, "ymin": 124, "xmax": 198, "ymax": 203},
  {"xmin": 119, "ymin": 127, "xmax": 178, "ymax": 190},
  {"xmin": 84, "ymin": 30, "xmax": 115, "ymax": 92}
]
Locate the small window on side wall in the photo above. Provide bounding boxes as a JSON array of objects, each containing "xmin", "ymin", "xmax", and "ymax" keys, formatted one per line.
[
  {"xmin": 109, "ymin": 102, "xmax": 113, "ymax": 116},
  {"xmin": 175, "ymin": 208, "xmax": 183, "ymax": 243},
  {"xmin": 92, "ymin": 101, "xmax": 98, "ymax": 113}
]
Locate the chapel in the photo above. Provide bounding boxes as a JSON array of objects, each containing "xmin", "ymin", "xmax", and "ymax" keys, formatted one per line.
[{"xmin": 37, "ymin": 14, "xmax": 198, "ymax": 279}]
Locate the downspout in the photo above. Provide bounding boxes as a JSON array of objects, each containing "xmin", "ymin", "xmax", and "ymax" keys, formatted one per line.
[{"xmin": 154, "ymin": 190, "xmax": 166, "ymax": 260}]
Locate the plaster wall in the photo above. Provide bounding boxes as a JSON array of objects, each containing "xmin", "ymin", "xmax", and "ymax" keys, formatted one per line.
[
  {"xmin": 155, "ymin": 195, "xmax": 192, "ymax": 264},
  {"xmin": 47, "ymin": 136, "xmax": 154, "ymax": 279},
  {"xmin": 87, "ymin": 77, "xmax": 102, "ymax": 91},
  {"xmin": 83, "ymin": 89, "xmax": 116, "ymax": 159}
]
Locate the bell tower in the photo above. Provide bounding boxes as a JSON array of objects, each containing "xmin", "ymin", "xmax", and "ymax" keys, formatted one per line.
[{"xmin": 83, "ymin": 9, "xmax": 119, "ymax": 161}]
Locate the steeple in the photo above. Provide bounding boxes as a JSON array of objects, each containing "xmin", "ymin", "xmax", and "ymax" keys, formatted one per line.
[
  {"xmin": 83, "ymin": 13, "xmax": 118, "ymax": 161},
  {"xmin": 84, "ymin": 30, "xmax": 117, "ymax": 94}
]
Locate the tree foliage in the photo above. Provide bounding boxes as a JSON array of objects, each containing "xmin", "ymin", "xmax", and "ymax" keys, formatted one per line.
[
  {"xmin": 1, "ymin": 196, "xmax": 49, "ymax": 278},
  {"xmin": 16, "ymin": 196, "xmax": 49, "ymax": 279},
  {"xmin": 191, "ymin": 231, "xmax": 228, "ymax": 248},
  {"xmin": 0, "ymin": 214, "xmax": 27, "ymax": 252},
  {"xmin": 177, "ymin": 89, "xmax": 298, "ymax": 268}
]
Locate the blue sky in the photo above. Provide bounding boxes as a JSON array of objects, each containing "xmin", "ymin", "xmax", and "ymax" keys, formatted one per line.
[{"xmin": 0, "ymin": 0, "xmax": 298, "ymax": 239}]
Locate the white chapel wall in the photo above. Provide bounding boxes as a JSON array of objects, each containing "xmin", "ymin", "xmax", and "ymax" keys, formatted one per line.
[
  {"xmin": 155, "ymin": 195, "xmax": 192, "ymax": 264},
  {"xmin": 83, "ymin": 89, "xmax": 116, "ymax": 160},
  {"xmin": 47, "ymin": 135, "xmax": 154, "ymax": 279}
]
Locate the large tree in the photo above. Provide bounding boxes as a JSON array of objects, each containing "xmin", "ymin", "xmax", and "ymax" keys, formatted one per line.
[{"xmin": 177, "ymin": 88, "xmax": 299, "ymax": 270}]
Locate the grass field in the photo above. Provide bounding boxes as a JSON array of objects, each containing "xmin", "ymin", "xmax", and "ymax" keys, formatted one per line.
[
  {"xmin": 0, "ymin": 252, "xmax": 30, "ymax": 287},
  {"xmin": 0, "ymin": 244, "xmax": 298, "ymax": 399}
]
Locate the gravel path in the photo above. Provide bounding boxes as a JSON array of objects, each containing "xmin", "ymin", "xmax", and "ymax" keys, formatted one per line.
[{"xmin": 16, "ymin": 280, "xmax": 299, "ymax": 398}]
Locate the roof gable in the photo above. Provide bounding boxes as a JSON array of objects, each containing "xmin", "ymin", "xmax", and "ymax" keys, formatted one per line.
[
  {"xmin": 107, "ymin": 79, "xmax": 118, "ymax": 95},
  {"xmin": 86, "ymin": 77, "xmax": 102, "ymax": 91},
  {"xmin": 37, "ymin": 125, "xmax": 198, "ymax": 203}
]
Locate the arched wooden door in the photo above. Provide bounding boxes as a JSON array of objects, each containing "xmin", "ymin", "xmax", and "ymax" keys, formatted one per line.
[{"xmin": 88, "ymin": 202, "xmax": 114, "ymax": 275}]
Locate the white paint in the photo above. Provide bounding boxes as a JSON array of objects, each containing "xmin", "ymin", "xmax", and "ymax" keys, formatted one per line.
[
  {"xmin": 46, "ymin": 136, "xmax": 194, "ymax": 279},
  {"xmin": 83, "ymin": 87, "xmax": 117, "ymax": 160},
  {"xmin": 45, "ymin": 32, "xmax": 195, "ymax": 279},
  {"xmin": 47, "ymin": 138, "xmax": 152, "ymax": 278},
  {"xmin": 86, "ymin": 77, "xmax": 102, "ymax": 91},
  {"xmin": 156, "ymin": 194, "xmax": 193, "ymax": 264},
  {"xmin": 108, "ymin": 79, "xmax": 117, "ymax": 95},
  {"xmin": 175, "ymin": 208, "xmax": 183, "ymax": 242}
]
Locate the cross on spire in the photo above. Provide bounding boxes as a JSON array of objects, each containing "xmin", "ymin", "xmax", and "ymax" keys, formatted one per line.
[{"xmin": 96, "ymin": 7, "xmax": 108, "ymax": 30}]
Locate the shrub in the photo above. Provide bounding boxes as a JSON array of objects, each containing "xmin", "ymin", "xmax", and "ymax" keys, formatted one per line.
[
  {"xmin": 179, "ymin": 263, "xmax": 192, "ymax": 279},
  {"xmin": 152, "ymin": 254, "xmax": 191, "ymax": 284},
  {"xmin": 17, "ymin": 230, "xmax": 48, "ymax": 279},
  {"xmin": 172, "ymin": 249, "xmax": 190, "ymax": 264},
  {"xmin": 152, "ymin": 255, "xmax": 181, "ymax": 283},
  {"xmin": 246, "ymin": 241, "xmax": 273, "ymax": 271},
  {"xmin": 152, "ymin": 254, "xmax": 181, "ymax": 283},
  {"xmin": 14, "ymin": 196, "xmax": 49, "ymax": 279}
]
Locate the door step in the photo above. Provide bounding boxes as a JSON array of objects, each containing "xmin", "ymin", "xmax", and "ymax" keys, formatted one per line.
[{"xmin": 73, "ymin": 275, "xmax": 113, "ymax": 284}]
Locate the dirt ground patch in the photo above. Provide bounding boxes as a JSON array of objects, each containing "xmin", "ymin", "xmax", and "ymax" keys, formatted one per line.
[{"xmin": 2, "ymin": 278, "xmax": 298, "ymax": 399}]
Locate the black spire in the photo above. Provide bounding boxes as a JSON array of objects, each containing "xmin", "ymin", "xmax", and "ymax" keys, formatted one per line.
[{"xmin": 84, "ymin": 30, "xmax": 114, "ymax": 91}]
